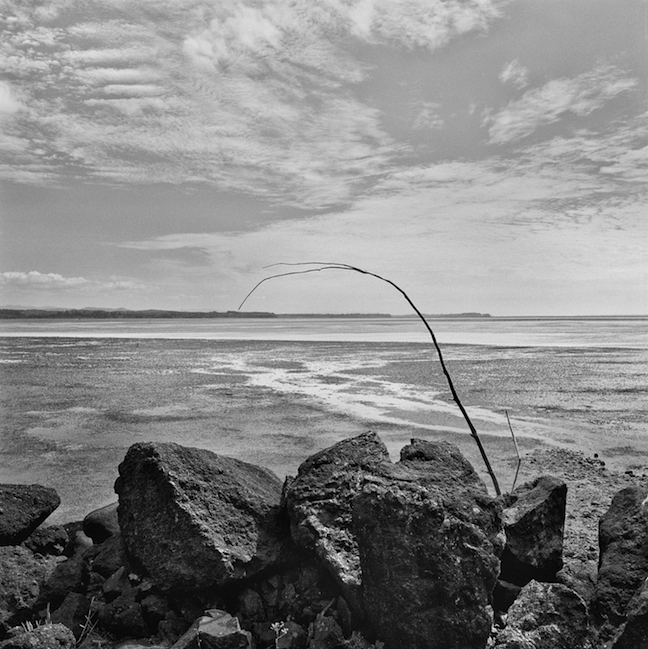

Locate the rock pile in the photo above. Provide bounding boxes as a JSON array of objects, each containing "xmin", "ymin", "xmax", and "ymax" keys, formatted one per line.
[{"xmin": 2, "ymin": 432, "xmax": 648, "ymax": 649}]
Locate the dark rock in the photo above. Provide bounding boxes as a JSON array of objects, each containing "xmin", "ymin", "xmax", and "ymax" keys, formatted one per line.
[
  {"xmin": 0, "ymin": 623, "xmax": 75, "ymax": 649},
  {"xmin": 306, "ymin": 611, "xmax": 344, "ymax": 649},
  {"xmin": 610, "ymin": 577, "xmax": 648, "ymax": 649},
  {"xmin": 236, "ymin": 588, "xmax": 265, "ymax": 626},
  {"xmin": 493, "ymin": 580, "xmax": 589, "ymax": 649},
  {"xmin": 22, "ymin": 525, "xmax": 68, "ymax": 556},
  {"xmin": 50, "ymin": 592, "xmax": 92, "ymax": 639},
  {"xmin": 555, "ymin": 561, "xmax": 597, "ymax": 607},
  {"xmin": 115, "ymin": 442, "xmax": 285, "ymax": 592},
  {"xmin": 171, "ymin": 609, "xmax": 252, "ymax": 649},
  {"xmin": 493, "ymin": 580, "xmax": 522, "ymax": 614},
  {"xmin": 140, "ymin": 591, "xmax": 172, "ymax": 630},
  {"xmin": 41, "ymin": 554, "xmax": 89, "ymax": 606},
  {"xmin": 61, "ymin": 521, "xmax": 92, "ymax": 557},
  {"xmin": 98, "ymin": 583, "xmax": 149, "ymax": 638},
  {"xmin": 83, "ymin": 502, "xmax": 119, "ymax": 544},
  {"xmin": 499, "ymin": 475, "xmax": 567, "ymax": 586},
  {"xmin": 87, "ymin": 532, "xmax": 127, "ymax": 578},
  {"xmin": 353, "ymin": 465, "xmax": 503, "ymax": 649},
  {"xmin": 276, "ymin": 620, "xmax": 307, "ymax": 649},
  {"xmin": 595, "ymin": 485, "xmax": 648, "ymax": 629},
  {"xmin": 282, "ymin": 431, "xmax": 390, "ymax": 610},
  {"xmin": 0, "ymin": 546, "xmax": 61, "ymax": 633},
  {"xmin": 0, "ymin": 484, "xmax": 60, "ymax": 545}
]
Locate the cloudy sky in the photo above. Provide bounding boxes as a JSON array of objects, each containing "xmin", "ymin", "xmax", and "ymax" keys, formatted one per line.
[{"xmin": 0, "ymin": 0, "xmax": 646, "ymax": 315}]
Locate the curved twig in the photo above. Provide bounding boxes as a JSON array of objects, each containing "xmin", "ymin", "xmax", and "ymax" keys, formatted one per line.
[{"xmin": 239, "ymin": 261, "xmax": 502, "ymax": 495}]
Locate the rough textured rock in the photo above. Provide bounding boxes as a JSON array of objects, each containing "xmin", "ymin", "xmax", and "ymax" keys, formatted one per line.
[
  {"xmin": 595, "ymin": 485, "xmax": 648, "ymax": 629},
  {"xmin": 346, "ymin": 439, "xmax": 503, "ymax": 649},
  {"xmin": 83, "ymin": 502, "xmax": 119, "ymax": 544},
  {"xmin": 282, "ymin": 431, "xmax": 390, "ymax": 610},
  {"xmin": 306, "ymin": 612, "xmax": 344, "ymax": 649},
  {"xmin": 115, "ymin": 442, "xmax": 285, "ymax": 592},
  {"xmin": 610, "ymin": 577, "xmax": 648, "ymax": 649},
  {"xmin": 0, "ymin": 546, "xmax": 61, "ymax": 633},
  {"xmin": 493, "ymin": 580, "xmax": 589, "ymax": 649},
  {"xmin": 0, "ymin": 484, "xmax": 60, "ymax": 546},
  {"xmin": 499, "ymin": 475, "xmax": 567, "ymax": 586},
  {"xmin": 22, "ymin": 525, "xmax": 68, "ymax": 557},
  {"xmin": 171, "ymin": 609, "xmax": 252, "ymax": 649},
  {"xmin": 0, "ymin": 624, "xmax": 75, "ymax": 649},
  {"xmin": 354, "ymin": 473, "xmax": 502, "ymax": 649}
]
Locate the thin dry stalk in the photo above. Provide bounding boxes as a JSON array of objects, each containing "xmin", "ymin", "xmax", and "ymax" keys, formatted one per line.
[
  {"xmin": 240, "ymin": 261, "xmax": 502, "ymax": 496},
  {"xmin": 506, "ymin": 410, "xmax": 521, "ymax": 492}
]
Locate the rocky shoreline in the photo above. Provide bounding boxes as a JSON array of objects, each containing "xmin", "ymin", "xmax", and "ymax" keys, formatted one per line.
[{"xmin": 1, "ymin": 432, "xmax": 647, "ymax": 649}]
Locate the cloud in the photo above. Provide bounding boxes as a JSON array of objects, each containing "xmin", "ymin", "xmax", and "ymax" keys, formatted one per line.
[
  {"xmin": 499, "ymin": 60, "xmax": 529, "ymax": 89},
  {"xmin": 0, "ymin": 271, "xmax": 147, "ymax": 292},
  {"xmin": 0, "ymin": 81, "xmax": 21, "ymax": 115},
  {"xmin": 486, "ymin": 65, "xmax": 638, "ymax": 144},
  {"xmin": 0, "ymin": 0, "xmax": 504, "ymax": 207}
]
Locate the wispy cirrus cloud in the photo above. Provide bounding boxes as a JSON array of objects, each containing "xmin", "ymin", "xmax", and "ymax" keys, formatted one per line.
[
  {"xmin": 499, "ymin": 60, "xmax": 529, "ymax": 89},
  {"xmin": 0, "ymin": 0, "xmax": 505, "ymax": 207},
  {"xmin": 486, "ymin": 65, "xmax": 638, "ymax": 145}
]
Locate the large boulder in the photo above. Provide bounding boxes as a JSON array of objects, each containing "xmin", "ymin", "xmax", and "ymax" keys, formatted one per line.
[
  {"xmin": 493, "ymin": 580, "xmax": 589, "ymax": 649},
  {"xmin": 282, "ymin": 431, "xmax": 390, "ymax": 610},
  {"xmin": 0, "ymin": 484, "xmax": 60, "ymax": 545},
  {"xmin": 499, "ymin": 476, "xmax": 566, "ymax": 586},
  {"xmin": 595, "ymin": 485, "xmax": 648, "ymax": 629},
  {"xmin": 352, "ymin": 439, "xmax": 504, "ymax": 649},
  {"xmin": 115, "ymin": 442, "xmax": 286, "ymax": 592}
]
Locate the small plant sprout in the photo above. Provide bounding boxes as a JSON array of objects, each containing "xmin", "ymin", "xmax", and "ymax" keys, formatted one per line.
[
  {"xmin": 271, "ymin": 621, "xmax": 288, "ymax": 648},
  {"xmin": 239, "ymin": 261, "xmax": 503, "ymax": 496}
]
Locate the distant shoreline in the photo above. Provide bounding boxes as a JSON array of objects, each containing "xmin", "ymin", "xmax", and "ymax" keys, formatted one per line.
[{"xmin": 0, "ymin": 308, "xmax": 646, "ymax": 321}]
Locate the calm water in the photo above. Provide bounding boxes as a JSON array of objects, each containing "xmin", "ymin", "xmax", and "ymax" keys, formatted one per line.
[{"xmin": 1, "ymin": 317, "xmax": 647, "ymax": 522}]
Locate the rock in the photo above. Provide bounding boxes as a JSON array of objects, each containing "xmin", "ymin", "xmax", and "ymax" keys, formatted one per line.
[
  {"xmin": 306, "ymin": 614, "xmax": 344, "ymax": 649},
  {"xmin": 595, "ymin": 485, "xmax": 648, "ymax": 629},
  {"xmin": 282, "ymin": 431, "xmax": 390, "ymax": 610},
  {"xmin": 98, "ymin": 584, "xmax": 149, "ymax": 639},
  {"xmin": 499, "ymin": 475, "xmax": 567, "ymax": 586},
  {"xmin": 354, "ymin": 471, "xmax": 502, "ymax": 649},
  {"xmin": 87, "ymin": 532, "xmax": 127, "ymax": 578},
  {"xmin": 0, "ymin": 546, "xmax": 61, "ymax": 633},
  {"xmin": 171, "ymin": 609, "xmax": 252, "ymax": 649},
  {"xmin": 115, "ymin": 442, "xmax": 285, "ymax": 592},
  {"xmin": 0, "ymin": 484, "xmax": 60, "ymax": 545},
  {"xmin": 83, "ymin": 502, "xmax": 119, "ymax": 544},
  {"xmin": 50, "ymin": 592, "xmax": 92, "ymax": 639},
  {"xmin": 493, "ymin": 580, "xmax": 522, "ymax": 614},
  {"xmin": 610, "ymin": 577, "xmax": 648, "ymax": 649},
  {"xmin": 276, "ymin": 620, "xmax": 307, "ymax": 649},
  {"xmin": 41, "ymin": 554, "xmax": 89, "ymax": 607},
  {"xmin": 0, "ymin": 623, "xmax": 75, "ymax": 649},
  {"xmin": 22, "ymin": 525, "xmax": 68, "ymax": 556},
  {"xmin": 493, "ymin": 580, "xmax": 589, "ymax": 649}
]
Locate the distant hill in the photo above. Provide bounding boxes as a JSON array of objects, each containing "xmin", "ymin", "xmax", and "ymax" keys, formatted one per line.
[{"xmin": 0, "ymin": 308, "xmax": 277, "ymax": 319}]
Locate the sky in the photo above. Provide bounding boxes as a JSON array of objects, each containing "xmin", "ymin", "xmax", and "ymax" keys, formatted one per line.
[{"xmin": 0, "ymin": 0, "xmax": 647, "ymax": 316}]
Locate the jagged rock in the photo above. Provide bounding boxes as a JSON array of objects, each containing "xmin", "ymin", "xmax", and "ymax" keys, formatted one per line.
[
  {"xmin": 0, "ymin": 546, "xmax": 61, "ymax": 633},
  {"xmin": 83, "ymin": 502, "xmax": 119, "ymax": 544},
  {"xmin": 0, "ymin": 484, "xmax": 60, "ymax": 545},
  {"xmin": 87, "ymin": 532, "xmax": 127, "ymax": 579},
  {"xmin": 282, "ymin": 431, "xmax": 390, "ymax": 610},
  {"xmin": 499, "ymin": 476, "xmax": 566, "ymax": 586},
  {"xmin": 493, "ymin": 580, "xmax": 589, "ymax": 649},
  {"xmin": 115, "ymin": 442, "xmax": 286, "ymax": 592},
  {"xmin": 353, "ymin": 439, "xmax": 503, "ymax": 649},
  {"xmin": 22, "ymin": 525, "xmax": 68, "ymax": 556},
  {"xmin": 0, "ymin": 623, "xmax": 75, "ymax": 649},
  {"xmin": 41, "ymin": 554, "xmax": 89, "ymax": 607},
  {"xmin": 50, "ymin": 592, "xmax": 92, "ymax": 639},
  {"xmin": 171, "ymin": 609, "xmax": 252, "ymax": 649},
  {"xmin": 354, "ymin": 481, "xmax": 502, "ymax": 649},
  {"xmin": 98, "ymin": 583, "xmax": 149, "ymax": 639},
  {"xmin": 595, "ymin": 485, "xmax": 648, "ymax": 629},
  {"xmin": 610, "ymin": 577, "xmax": 648, "ymax": 649}
]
